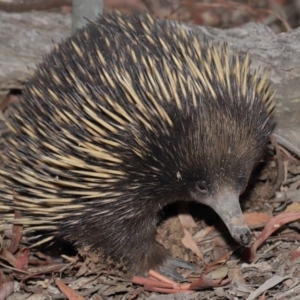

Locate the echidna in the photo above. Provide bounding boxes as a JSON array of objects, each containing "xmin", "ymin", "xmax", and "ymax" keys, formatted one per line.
[{"xmin": 0, "ymin": 12, "xmax": 275, "ymax": 276}]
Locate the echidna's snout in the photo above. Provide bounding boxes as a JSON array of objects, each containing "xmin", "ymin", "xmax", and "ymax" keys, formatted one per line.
[
  {"xmin": 231, "ymin": 226, "xmax": 251, "ymax": 247},
  {"xmin": 197, "ymin": 188, "xmax": 252, "ymax": 247},
  {"xmin": 212, "ymin": 188, "xmax": 251, "ymax": 246}
]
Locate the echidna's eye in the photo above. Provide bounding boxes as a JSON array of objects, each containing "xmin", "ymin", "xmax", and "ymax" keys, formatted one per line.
[{"xmin": 195, "ymin": 181, "xmax": 208, "ymax": 193}]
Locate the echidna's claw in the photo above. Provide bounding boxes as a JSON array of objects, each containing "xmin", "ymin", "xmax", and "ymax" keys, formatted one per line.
[
  {"xmin": 167, "ymin": 257, "xmax": 196, "ymax": 270},
  {"xmin": 159, "ymin": 257, "xmax": 197, "ymax": 282}
]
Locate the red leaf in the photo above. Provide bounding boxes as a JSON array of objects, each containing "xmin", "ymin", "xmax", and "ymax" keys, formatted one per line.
[{"xmin": 244, "ymin": 212, "xmax": 300, "ymax": 260}]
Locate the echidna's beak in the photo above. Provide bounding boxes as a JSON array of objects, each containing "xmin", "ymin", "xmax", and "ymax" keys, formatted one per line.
[{"xmin": 208, "ymin": 189, "xmax": 251, "ymax": 247}]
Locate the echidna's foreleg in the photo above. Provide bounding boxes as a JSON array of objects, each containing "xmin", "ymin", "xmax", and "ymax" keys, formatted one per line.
[
  {"xmin": 125, "ymin": 228, "xmax": 169, "ymax": 275},
  {"xmin": 122, "ymin": 219, "xmax": 195, "ymax": 279}
]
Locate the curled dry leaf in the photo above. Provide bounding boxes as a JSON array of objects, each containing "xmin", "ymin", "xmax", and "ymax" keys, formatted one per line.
[
  {"xmin": 244, "ymin": 212, "xmax": 300, "ymax": 260},
  {"xmin": 132, "ymin": 266, "xmax": 230, "ymax": 293},
  {"xmin": 132, "ymin": 269, "xmax": 193, "ymax": 294}
]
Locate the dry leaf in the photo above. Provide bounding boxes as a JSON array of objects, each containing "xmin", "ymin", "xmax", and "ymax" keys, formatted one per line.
[
  {"xmin": 244, "ymin": 212, "xmax": 271, "ymax": 227},
  {"xmin": 246, "ymin": 275, "xmax": 290, "ymax": 300},
  {"xmin": 244, "ymin": 212, "xmax": 300, "ymax": 260},
  {"xmin": 181, "ymin": 228, "xmax": 204, "ymax": 261},
  {"xmin": 53, "ymin": 277, "xmax": 85, "ymax": 300},
  {"xmin": 177, "ymin": 202, "xmax": 197, "ymax": 228}
]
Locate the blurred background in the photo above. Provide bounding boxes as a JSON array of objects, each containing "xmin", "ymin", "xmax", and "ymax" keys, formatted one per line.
[{"xmin": 0, "ymin": 0, "xmax": 299, "ymax": 33}]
